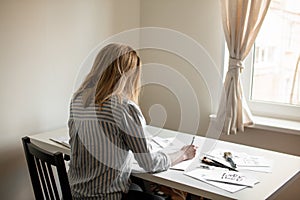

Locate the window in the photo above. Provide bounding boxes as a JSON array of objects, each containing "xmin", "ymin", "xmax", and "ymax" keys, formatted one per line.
[{"xmin": 242, "ymin": 0, "xmax": 300, "ymax": 121}]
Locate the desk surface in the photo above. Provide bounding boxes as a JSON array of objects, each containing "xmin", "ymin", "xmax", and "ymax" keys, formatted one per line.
[{"xmin": 30, "ymin": 126, "xmax": 300, "ymax": 200}]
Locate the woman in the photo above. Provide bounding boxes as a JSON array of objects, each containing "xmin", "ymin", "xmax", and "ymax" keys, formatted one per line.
[{"xmin": 68, "ymin": 43, "xmax": 196, "ymax": 199}]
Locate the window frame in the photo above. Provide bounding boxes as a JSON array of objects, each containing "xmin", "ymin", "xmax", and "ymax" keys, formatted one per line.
[{"xmin": 241, "ymin": 49, "xmax": 300, "ymax": 122}]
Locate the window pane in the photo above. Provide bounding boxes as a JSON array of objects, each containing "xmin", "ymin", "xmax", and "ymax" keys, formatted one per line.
[{"xmin": 252, "ymin": 0, "xmax": 300, "ymax": 106}]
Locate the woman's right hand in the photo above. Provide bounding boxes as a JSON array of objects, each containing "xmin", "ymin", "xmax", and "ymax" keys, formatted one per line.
[
  {"xmin": 168, "ymin": 145, "xmax": 197, "ymax": 167},
  {"xmin": 180, "ymin": 145, "xmax": 197, "ymax": 161}
]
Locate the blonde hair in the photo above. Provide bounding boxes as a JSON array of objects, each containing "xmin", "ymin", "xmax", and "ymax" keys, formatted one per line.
[{"xmin": 74, "ymin": 43, "xmax": 141, "ymax": 107}]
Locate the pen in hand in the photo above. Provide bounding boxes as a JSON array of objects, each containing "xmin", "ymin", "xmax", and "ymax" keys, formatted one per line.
[{"xmin": 190, "ymin": 136, "xmax": 195, "ymax": 145}]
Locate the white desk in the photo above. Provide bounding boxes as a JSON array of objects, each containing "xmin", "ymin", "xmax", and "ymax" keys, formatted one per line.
[{"xmin": 29, "ymin": 126, "xmax": 300, "ymax": 200}]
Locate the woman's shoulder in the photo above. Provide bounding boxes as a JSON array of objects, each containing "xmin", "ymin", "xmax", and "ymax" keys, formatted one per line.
[
  {"xmin": 101, "ymin": 96, "xmax": 145, "ymax": 125},
  {"xmin": 102, "ymin": 96, "xmax": 141, "ymax": 114}
]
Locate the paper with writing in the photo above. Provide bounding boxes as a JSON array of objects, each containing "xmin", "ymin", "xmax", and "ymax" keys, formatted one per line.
[
  {"xmin": 203, "ymin": 171, "xmax": 259, "ymax": 187},
  {"xmin": 184, "ymin": 168, "xmax": 247, "ymax": 193}
]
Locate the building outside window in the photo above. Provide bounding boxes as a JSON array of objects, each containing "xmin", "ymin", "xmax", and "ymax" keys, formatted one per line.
[{"xmin": 241, "ymin": 0, "xmax": 300, "ymax": 121}]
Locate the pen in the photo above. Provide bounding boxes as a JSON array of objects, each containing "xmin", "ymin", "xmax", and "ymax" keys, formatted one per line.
[
  {"xmin": 197, "ymin": 165, "xmax": 211, "ymax": 170},
  {"xmin": 49, "ymin": 138, "xmax": 70, "ymax": 149},
  {"xmin": 224, "ymin": 152, "xmax": 237, "ymax": 168},
  {"xmin": 196, "ymin": 164, "xmax": 228, "ymax": 171},
  {"xmin": 190, "ymin": 136, "xmax": 195, "ymax": 145},
  {"xmin": 201, "ymin": 157, "xmax": 238, "ymax": 171},
  {"xmin": 151, "ymin": 138, "xmax": 164, "ymax": 148}
]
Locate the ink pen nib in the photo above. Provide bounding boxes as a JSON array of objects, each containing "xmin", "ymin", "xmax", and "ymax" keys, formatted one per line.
[{"xmin": 224, "ymin": 152, "xmax": 237, "ymax": 168}]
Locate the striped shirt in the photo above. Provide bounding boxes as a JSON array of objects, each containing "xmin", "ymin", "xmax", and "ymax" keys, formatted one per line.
[{"xmin": 67, "ymin": 95, "xmax": 171, "ymax": 200}]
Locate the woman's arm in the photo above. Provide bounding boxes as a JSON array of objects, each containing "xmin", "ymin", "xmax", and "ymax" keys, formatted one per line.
[
  {"xmin": 121, "ymin": 103, "xmax": 196, "ymax": 172},
  {"xmin": 167, "ymin": 145, "xmax": 197, "ymax": 167}
]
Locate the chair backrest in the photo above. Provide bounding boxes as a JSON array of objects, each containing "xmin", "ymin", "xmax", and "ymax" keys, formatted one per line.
[{"xmin": 22, "ymin": 137, "xmax": 72, "ymax": 200}]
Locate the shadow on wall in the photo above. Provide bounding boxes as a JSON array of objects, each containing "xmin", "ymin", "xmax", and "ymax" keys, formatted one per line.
[
  {"xmin": 139, "ymin": 49, "xmax": 212, "ymax": 136},
  {"xmin": 0, "ymin": 146, "xmax": 34, "ymax": 200},
  {"xmin": 140, "ymin": 84, "xmax": 181, "ymax": 132}
]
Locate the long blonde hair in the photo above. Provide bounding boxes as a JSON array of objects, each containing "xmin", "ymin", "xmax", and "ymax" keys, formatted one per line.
[{"xmin": 74, "ymin": 43, "xmax": 141, "ymax": 107}]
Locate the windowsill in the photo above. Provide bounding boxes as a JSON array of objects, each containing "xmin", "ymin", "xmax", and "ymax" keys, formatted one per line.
[
  {"xmin": 247, "ymin": 116, "xmax": 300, "ymax": 136},
  {"xmin": 209, "ymin": 114, "xmax": 300, "ymax": 136}
]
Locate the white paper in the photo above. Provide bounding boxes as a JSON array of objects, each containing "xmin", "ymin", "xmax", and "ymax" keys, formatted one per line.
[
  {"xmin": 206, "ymin": 149, "xmax": 273, "ymax": 172},
  {"xmin": 235, "ymin": 156, "xmax": 272, "ymax": 167},
  {"xmin": 151, "ymin": 136, "xmax": 173, "ymax": 148},
  {"xmin": 203, "ymin": 171, "xmax": 259, "ymax": 187},
  {"xmin": 50, "ymin": 136, "xmax": 70, "ymax": 148},
  {"xmin": 170, "ymin": 159, "xmax": 194, "ymax": 171},
  {"xmin": 238, "ymin": 166, "xmax": 273, "ymax": 173},
  {"xmin": 184, "ymin": 168, "xmax": 248, "ymax": 193},
  {"xmin": 161, "ymin": 138, "xmax": 188, "ymax": 154}
]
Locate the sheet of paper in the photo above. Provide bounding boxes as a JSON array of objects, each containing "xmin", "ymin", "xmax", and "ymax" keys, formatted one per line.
[
  {"xmin": 149, "ymin": 136, "xmax": 175, "ymax": 153},
  {"xmin": 170, "ymin": 159, "xmax": 194, "ymax": 171},
  {"xmin": 151, "ymin": 136, "xmax": 173, "ymax": 148},
  {"xmin": 238, "ymin": 166, "xmax": 272, "ymax": 173},
  {"xmin": 203, "ymin": 171, "xmax": 259, "ymax": 187},
  {"xmin": 184, "ymin": 168, "xmax": 248, "ymax": 193},
  {"xmin": 206, "ymin": 149, "xmax": 273, "ymax": 172},
  {"xmin": 235, "ymin": 156, "xmax": 272, "ymax": 167},
  {"xmin": 49, "ymin": 136, "xmax": 70, "ymax": 148}
]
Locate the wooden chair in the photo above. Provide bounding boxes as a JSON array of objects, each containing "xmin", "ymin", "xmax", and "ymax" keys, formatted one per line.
[{"xmin": 22, "ymin": 137, "xmax": 72, "ymax": 200}]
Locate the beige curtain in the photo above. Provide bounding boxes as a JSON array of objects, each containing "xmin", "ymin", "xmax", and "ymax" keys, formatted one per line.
[{"xmin": 218, "ymin": 0, "xmax": 271, "ymax": 134}]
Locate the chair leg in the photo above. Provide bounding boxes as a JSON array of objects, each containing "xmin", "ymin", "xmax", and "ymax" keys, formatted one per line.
[
  {"xmin": 130, "ymin": 176, "xmax": 148, "ymax": 192},
  {"xmin": 186, "ymin": 193, "xmax": 192, "ymax": 200}
]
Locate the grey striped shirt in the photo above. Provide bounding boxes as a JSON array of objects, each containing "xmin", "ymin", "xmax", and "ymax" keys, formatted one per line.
[{"xmin": 67, "ymin": 95, "xmax": 171, "ymax": 199}]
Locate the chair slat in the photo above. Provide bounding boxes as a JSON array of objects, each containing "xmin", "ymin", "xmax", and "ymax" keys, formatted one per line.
[
  {"xmin": 22, "ymin": 137, "xmax": 72, "ymax": 200},
  {"xmin": 36, "ymin": 158, "xmax": 50, "ymax": 199},
  {"xmin": 23, "ymin": 140, "xmax": 44, "ymax": 200},
  {"xmin": 47, "ymin": 162, "xmax": 60, "ymax": 199},
  {"xmin": 41, "ymin": 160, "xmax": 55, "ymax": 200}
]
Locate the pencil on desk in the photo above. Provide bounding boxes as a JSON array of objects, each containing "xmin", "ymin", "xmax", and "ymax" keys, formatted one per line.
[
  {"xmin": 151, "ymin": 138, "xmax": 164, "ymax": 148},
  {"xmin": 49, "ymin": 138, "xmax": 71, "ymax": 149}
]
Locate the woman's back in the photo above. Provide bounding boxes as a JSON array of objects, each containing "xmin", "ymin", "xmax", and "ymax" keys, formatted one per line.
[{"xmin": 68, "ymin": 95, "xmax": 133, "ymax": 199}]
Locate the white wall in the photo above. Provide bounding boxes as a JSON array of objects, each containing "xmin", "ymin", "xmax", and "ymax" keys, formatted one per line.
[
  {"xmin": 0, "ymin": 0, "xmax": 140, "ymax": 151},
  {"xmin": 139, "ymin": 0, "xmax": 224, "ymax": 135},
  {"xmin": 0, "ymin": 0, "xmax": 224, "ymax": 148}
]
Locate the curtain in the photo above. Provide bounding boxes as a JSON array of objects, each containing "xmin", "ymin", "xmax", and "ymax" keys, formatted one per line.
[{"xmin": 218, "ymin": 0, "xmax": 271, "ymax": 134}]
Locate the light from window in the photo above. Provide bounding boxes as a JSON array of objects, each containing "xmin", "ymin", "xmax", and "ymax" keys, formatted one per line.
[{"xmin": 251, "ymin": 0, "xmax": 300, "ymax": 106}]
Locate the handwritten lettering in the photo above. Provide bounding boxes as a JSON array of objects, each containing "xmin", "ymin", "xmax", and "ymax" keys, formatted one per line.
[{"xmin": 221, "ymin": 173, "xmax": 245, "ymax": 182}]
